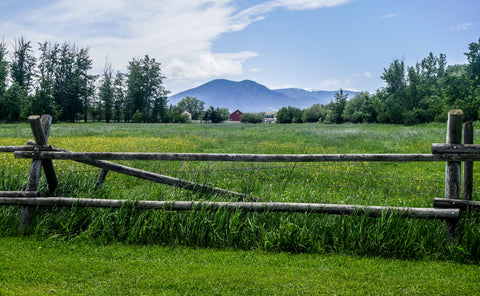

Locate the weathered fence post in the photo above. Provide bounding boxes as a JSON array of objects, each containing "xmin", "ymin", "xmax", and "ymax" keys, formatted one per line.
[
  {"xmin": 463, "ymin": 121, "xmax": 474, "ymax": 200},
  {"xmin": 19, "ymin": 115, "xmax": 57, "ymax": 231},
  {"xmin": 445, "ymin": 110, "xmax": 463, "ymax": 200},
  {"xmin": 95, "ymin": 169, "xmax": 109, "ymax": 190},
  {"xmin": 445, "ymin": 109, "xmax": 463, "ymax": 239}
]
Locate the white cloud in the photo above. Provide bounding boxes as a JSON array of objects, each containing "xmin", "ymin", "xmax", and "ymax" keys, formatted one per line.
[
  {"xmin": 319, "ymin": 79, "xmax": 342, "ymax": 89},
  {"xmin": 364, "ymin": 72, "xmax": 372, "ymax": 78},
  {"xmin": 274, "ymin": 0, "xmax": 351, "ymax": 10},
  {"xmin": 166, "ymin": 51, "xmax": 258, "ymax": 80},
  {"xmin": 0, "ymin": 0, "xmax": 350, "ymax": 92},
  {"xmin": 449, "ymin": 23, "xmax": 472, "ymax": 31},
  {"xmin": 380, "ymin": 13, "xmax": 399, "ymax": 19},
  {"xmin": 232, "ymin": 0, "xmax": 350, "ymax": 28}
]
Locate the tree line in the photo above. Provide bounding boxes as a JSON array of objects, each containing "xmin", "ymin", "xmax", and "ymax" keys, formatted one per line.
[
  {"xmin": 1, "ymin": 37, "xmax": 479, "ymax": 124},
  {"xmin": 274, "ymin": 37, "xmax": 480, "ymax": 125},
  {"xmin": 0, "ymin": 37, "xmax": 174, "ymax": 123}
]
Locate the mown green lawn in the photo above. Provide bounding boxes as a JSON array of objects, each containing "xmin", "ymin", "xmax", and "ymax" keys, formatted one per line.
[{"xmin": 1, "ymin": 236, "xmax": 479, "ymax": 295}]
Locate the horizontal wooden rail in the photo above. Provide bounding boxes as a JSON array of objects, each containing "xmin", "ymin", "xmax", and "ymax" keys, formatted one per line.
[
  {"xmin": 0, "ymin": 197, "xmax": 460, "ymax": 220},
  {"xmin": 432, "ymin": 143, "xmax": 480, "ymax": 154},
  {"xmin": 0, "ymin": 146, "xmax": 35, "ymax": 153},
  {"xmin": 434, "ymin": 198, "xmax": 480, "ymax": 210},
  {"xmin": 0, "ymin": 191, "xmax": 39, "ymax": 197},
  {"xmin": 13, "ymin": 151, "xmax": 480, "ymax": 162},
  {"xmin": 36, "ymin": 146, "xmax": 259, "ymax": 202}
]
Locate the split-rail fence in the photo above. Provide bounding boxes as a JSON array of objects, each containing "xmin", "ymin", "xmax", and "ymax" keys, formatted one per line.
[{"xmin": 1, "ymin": 110, "xmax": 480, "ymax": 238}]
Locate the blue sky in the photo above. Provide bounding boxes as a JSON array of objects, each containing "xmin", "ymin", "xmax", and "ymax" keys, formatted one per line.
[{"xmin": 0, "ymin": 0, "xmax": 479, "ymax": 94}]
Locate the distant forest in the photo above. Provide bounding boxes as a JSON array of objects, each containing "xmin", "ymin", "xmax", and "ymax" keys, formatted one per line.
[
  {"xmin": 0, "ymin": 37, "xmax": 479, "ymax": 124},
  {"xmin": 276, "ymin": 37, "xmax": 480, "ymax": 125}
]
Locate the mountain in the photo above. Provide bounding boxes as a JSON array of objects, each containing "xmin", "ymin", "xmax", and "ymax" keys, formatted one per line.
[
  {"xmin": 273, "ymin": 88, "xmax": 359, "ymax": 106},
  {"xmin": 168, "ymin": 79, "xmax": 358, "ymax": 113}
]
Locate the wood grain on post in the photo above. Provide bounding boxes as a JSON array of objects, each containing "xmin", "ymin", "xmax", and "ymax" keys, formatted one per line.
[
  {"xmin": 20, "ymin": 156, "xmax": 43, "ymax": 229},
  {"xmin": 20, "ymin": 115, "xmax": 57, "ymax": 230},
  {"xmin": 38, "ymin": 115, "xmax": 58, "ymax": 193},
  {"xmin": 445, "ymin": 110, "xmax": 463, "ymax": 241},
  {"xmin": 445, "ymin": 110, "xmax": 463, "ymax": 200},
  {"xmin": 95, "ymin": 169, "xmax": 109, "ymax": 190},
  {"xmin": 463, "ymin": 121, "xmax": 473, "ymax": 200}
]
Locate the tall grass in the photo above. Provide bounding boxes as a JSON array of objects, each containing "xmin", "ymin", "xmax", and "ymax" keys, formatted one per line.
[{"xmin": 1, "ymin": 122, "xmax": 479, "ymax": 262}]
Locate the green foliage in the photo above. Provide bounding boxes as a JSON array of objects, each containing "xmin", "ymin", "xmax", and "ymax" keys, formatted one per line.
[
  {"xmin": 327, "ymin": 89, "xmax": 348, "ymax": 124},
  {"xmin": 342, "ymin": 92, "xmax": 375, "ymax": 123},
  {"xmin": 218, "ymin": 107, "xmax": 230, "ymax": 121},
  {"xmin": 20, "ymin": 88, "xmax": 59, "ymax": 121},
  {"xmin": 276, "ymin": 106, "xmax": 303, "ymax": 123},
  {"xmin": 0, "ymin": 40, "xmax": 8, "ymax": 97},
  {"xmin": 1, "ymin": 36, "xmax": 480, "ymax": 126},
  {"xmin": 465, "ymin": 37, "xmax": 480, "ymax": 87},
  {"xmin": 203, "ymin": 106, "xmax": 226, "ymax": 123},
  {"xmin": 164, "ymin": 105, "xmax": 190, "ymax": 123},
  {"xmin": 99, "ymin": 64, "xmax": 114, "ymax": 123},
  {"xmin": 240, "ymin": 112, "xmax": 263, "ymax": 123},
  {"xmin": 10, "ymin": 37, "xmax": 36, "ymax": 92},
  {"xmin": 113, "ymin": 72, "xmax": 126, "ymax": 122},
  {"xmin": 302, "ymin": 104, "xmax": 327, "ymax": 122},
  {"xmin": 178, "ymin": 96, "xmax": 204, "ymax": 120},
  {"xmin": 131, "ymin": 110, "xmax": 145, "ymax": 123},
  {"xmin": 126, "ymin": 55, "xmax": 169, "ymax": 123},
  {"xmin": 0, "ymin": 83, "xmax": 27, "ymax": 122},
  {"xmin": 47, "ymin": 42, "xmax": 95, "ymax": 122}
]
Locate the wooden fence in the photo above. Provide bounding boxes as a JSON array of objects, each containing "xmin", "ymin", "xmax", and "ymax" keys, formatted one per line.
[{"xmin": 1, "ymin": 111, "xmax": 480, "ymax": 237}]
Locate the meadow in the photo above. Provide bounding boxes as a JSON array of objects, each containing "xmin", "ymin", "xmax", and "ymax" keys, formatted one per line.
[{"xmin": 0, "ymin": 121, "xmax": 480, "ymax": 294}]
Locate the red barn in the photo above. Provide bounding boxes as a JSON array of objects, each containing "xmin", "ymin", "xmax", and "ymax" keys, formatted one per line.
[{"xmin": 229, "ymin": 109, "xmax": 243, "ymax": 121}]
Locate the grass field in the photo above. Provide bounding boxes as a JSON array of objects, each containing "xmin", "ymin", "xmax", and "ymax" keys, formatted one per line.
[
  {"xmin": 1, "ymin": 236, "xmax": 479, "ymax": 295},
  {"xmin": 1, "ymin": 121, "xmax": 480, "ymax": 294}
]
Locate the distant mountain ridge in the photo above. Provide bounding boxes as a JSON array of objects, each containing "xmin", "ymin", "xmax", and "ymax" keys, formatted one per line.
[{"xmin": 168, "ymin": 79, "xmax": 358, "ymax": 113}]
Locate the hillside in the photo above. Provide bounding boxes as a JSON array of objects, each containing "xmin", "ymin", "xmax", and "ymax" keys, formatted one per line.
[{"xmin": 169, "ymin": 79, "xmax": 358, "ymax": 113}]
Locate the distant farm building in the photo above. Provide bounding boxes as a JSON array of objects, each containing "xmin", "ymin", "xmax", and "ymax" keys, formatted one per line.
[
  {"xmin": 182, "ymin": 110, "xmax": 192, "ymax": 121},
  {"xmin": 229, "ymin": 109, "xmax": 243, "ymax": 121},
  {"xmin": 263, "ymin": 117, "xmax": 275, "ymax": 124}
]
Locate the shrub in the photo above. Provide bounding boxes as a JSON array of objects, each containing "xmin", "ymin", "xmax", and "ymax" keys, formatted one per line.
[
  {"xmin": 241, "ymin": 113, "xmax": 263, "ymax": 124},
  {"xmin": 132, "ymin": 110, "xmax": 145, "ymax": 123}
]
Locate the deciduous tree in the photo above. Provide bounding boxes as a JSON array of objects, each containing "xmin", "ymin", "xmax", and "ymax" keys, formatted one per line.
[
  {"xmin": 126, "ymin": 55, "xmax": 169, "ymax": 122},
  {"xmin": 99, "ymin": 62, "xmax": 114, "ymax": 122},
  {"xmin": 10, "ymin": 37, "xmax": 36, "ymax": 93},
  {"xmin": 178, "ymin": 96, "xmax": 204, "ymax": 120}
]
